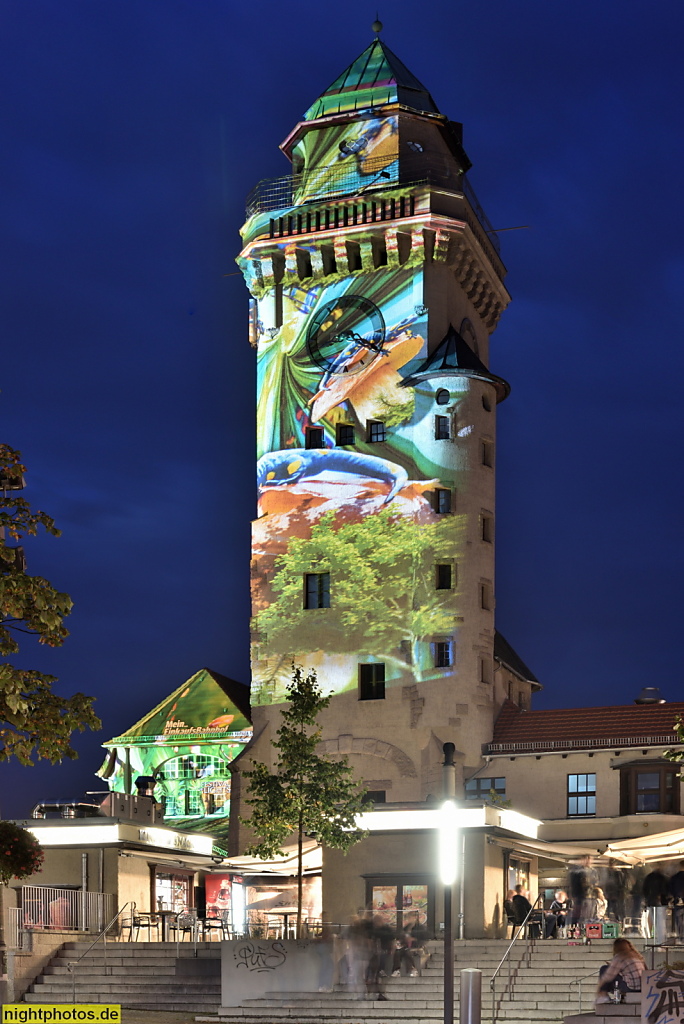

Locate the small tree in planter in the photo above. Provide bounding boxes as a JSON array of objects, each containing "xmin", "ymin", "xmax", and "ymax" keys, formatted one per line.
[{"xmin": 243, "ymin": 665, "xmax": 367, "ymax": 938}]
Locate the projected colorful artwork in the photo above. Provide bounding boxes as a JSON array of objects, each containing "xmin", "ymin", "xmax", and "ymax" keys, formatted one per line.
[
  {"xmin": 292, "ymin": 115, "xmax": 399, "ymax": 205},
  {"xmin": 251, "ymin": 262, "xmax": 470, "ymax": 706},
  {"xmin": 100, "ymin": 669, "xmax": 252, "ymax": 820}
]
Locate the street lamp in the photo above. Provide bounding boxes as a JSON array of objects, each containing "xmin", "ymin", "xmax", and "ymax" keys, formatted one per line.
[{"xmin": 440, "ymin": 743, "xmax": 457, "ymax": 1024}]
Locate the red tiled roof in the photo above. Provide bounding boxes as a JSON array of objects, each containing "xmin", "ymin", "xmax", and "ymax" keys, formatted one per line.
[{"xmin": 488, "ymin": 699, "xmax": 684, "ymax": 753}]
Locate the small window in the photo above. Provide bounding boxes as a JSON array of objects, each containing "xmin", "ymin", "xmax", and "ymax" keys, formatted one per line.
[
  {"xmin": 304, "ymin": 572, "xmax": 330, "ymax": 609},
  {"xmin": 436, "ymin": 564, "xmax": 453, "ymax": 590},
  {"xmin": 434, "ymin": 641, "xmax": 452, "ymax": 668},
  {"xmin": 481, "ymin": 440, "xmax": 493, "ymax": 467},
  {"xmin": 359, "ymin": 663, "xmax": 385, "ymax": 700},
  {"xmin": 305, "ymin": 427, "xmax": 325, "ymax": 449},
  {"xmin": 481, "ymin": 514, "xmax": 493, "ymax": 543},
  {"xmin": 567, "ymin": 774, "xmax": 596, "ymax": 817},
  {"xmin": 482, "ymin": 394, "xmax": 492, "ymax": 412},
  {"xmin": 480, "ymin": 582, "xmax": 492, "ymax": 611},
  {"xmin": 362, "ymin": 790, "xmax": 386, "ymax": 804},
  {"xmin": 368, "ymin": 421, "xmax": 387, "ymax": 443},
  {"xmin": 337, "ymin": 424, "xmax": 355, "ymax": 446},
  {"xmin": 479, "ymin": 657, "xmax": 492, "ymax": 684},
  {"xmin": 619, "ymin": 764, "xmax": 680, "ymax": 815},
  {"xmin": 435, "ymin": 416, "xmax": 450, "ymax": 440},
  {"xmin": 435, "ymin": 489, "xmax": 452, "ymax": 514},
  {"xmin": 400, "ymin": 639, "xmax": 413, "ymax": 665},
  {"xmin": 435, "ymin": 389, "xmax": 450, "ymax": 405},
  {"xmin": 465, "ymin": 777, "xmax": 506, "ymax": 801}
]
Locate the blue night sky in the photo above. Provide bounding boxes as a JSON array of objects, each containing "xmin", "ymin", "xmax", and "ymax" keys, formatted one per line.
[{"xmin": 1, "ymin": 1, "xmax": 683, "ymax": 817}]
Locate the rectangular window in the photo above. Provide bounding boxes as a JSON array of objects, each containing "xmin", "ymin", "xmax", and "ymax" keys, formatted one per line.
[
  {"xmin": 359, "ymin": 663, "xmax": 385, "ymax": 700},
  {"xmin": 464, "ymin": 777, "xmax": 506, "ymax": 801},
  {"xmin": 304, "ymin": 572, "xmax": 330, "ymax": 609},
  {"xmin": 481, "ymin": 514, "xmax": 493, "ymax": 542},
  {"xmin": 435, "ymin": 489, "xmax": 452, "ymax": 514},
  {"xmin": 434, "ymin": 641, "xmax": 452, "ymax": 667},
  {"xmin": 362, "ymin": 791, "xmax": 386, "ymax": 805},
  {"xmin": 400, "ymin": 639, "xmax": 413, "ymax": 665},
  {"xmin": 481, "ymin": 440, "xmax": 494, "ymax": 467},
  {"xmin": 479, "ymin": 657, "xmax": 492, "ymax": 684},
  {"xmin": 436, "ymin": 564, "xmax": 453, "ymax": 590},
  {"xmin": 619, "ymin": 765, "xmax": 680, "ymax": 815},
  {"xmin": 305, "ymin": 426, "xmax": 325, "ymax": 449},
  {"xmin": 435, "ymin": 415, "xmax": 450, "ymax": 440},
  {"xmin": 336, "ymin": 424, "xmax": 355, "ymax": 446},
  {"xmin": 480, "ymin": 582, "xmax": 492, "ymax": 610},
  {"xmin": 368, "ymin": 421, "xmax": 386, "ymax": 443},
  {"xmin": 567, "ymin": 774, "xmax": 596, "ymax": 817}
]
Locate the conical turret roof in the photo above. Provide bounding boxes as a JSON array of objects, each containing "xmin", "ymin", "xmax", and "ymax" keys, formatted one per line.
[
  {"xmin": 304, "ymin": 39, "xmax": 440, "ymax": 120},
  {"xmin": 399, "ymin": 324, "xmax": 510, "ymax": 402}
]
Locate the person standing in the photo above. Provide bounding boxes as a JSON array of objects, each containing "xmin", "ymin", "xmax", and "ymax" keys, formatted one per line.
[{"xmin": 669, "ymin": 861, "xmax": 684, "ymax": 939}]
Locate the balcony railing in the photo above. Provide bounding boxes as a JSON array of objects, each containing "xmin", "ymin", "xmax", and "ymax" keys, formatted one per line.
[
  {"xmin": 18, "ymin": 885, "xmax": 114, "ymax": 934},
  {"xmin": 487, "ymin": 732, "xmax": 679, "ymax": 754},
  {"xmin": 245, "ymin": 154, "xmax": 500, "ymax": 254}
]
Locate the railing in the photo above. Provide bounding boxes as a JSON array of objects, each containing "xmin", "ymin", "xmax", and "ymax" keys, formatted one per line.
[
  {"xmin": 245, "ymin": 155, "xmax": 500, "ymax": 254},
  {"xmin": 67, "ymin": 901, "xmax": 135, "ymax": 1004},
  {"xmin": 20, "ymin": 886, "xmax": 114, "ymax": 933},
  {"xmin": 7, "ymin": 907, "xmax": 28, "ymax": 950},
  {"xmin": 490, "ymin": 893, "xmax": 544, "ymax": 1024},
  {"xmin": 569, "ymin": 967, "xmax": 604, "ymax": 1013},
  {"xmin": 487, "ymin": 733, "xmax": 678, "ymax": 754}
]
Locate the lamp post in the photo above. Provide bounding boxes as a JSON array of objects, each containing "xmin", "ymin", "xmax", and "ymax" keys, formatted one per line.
[{"xmin": 440, "ymin": 742, "xmax": 458, "ymax": 1024}]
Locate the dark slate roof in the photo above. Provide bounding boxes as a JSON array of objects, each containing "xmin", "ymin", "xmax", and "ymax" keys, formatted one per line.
[
  {"xmin": 489, "ymin": 699, "xmax": 684, "ymax": 753},
  {"xmin": 304, "ymin": 39, "xmax": 440, "ymax": 120},
  {"xmin": 399, "ymin": 324, "xmax": 510, "ymax": 401},
  {"xmin": 494, "ymin": 631, "xmax": 541, "ymax": 688}
]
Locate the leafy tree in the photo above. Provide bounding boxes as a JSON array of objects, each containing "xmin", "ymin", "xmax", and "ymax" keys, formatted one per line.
[
  {"xmin": 243, "ymin": 665, "xmax": 366, "ymax": 937},
  {"xmin": 0, "ymin": 443, "xmax": 100, "ymax": 1002},
  {"xmin": 255, "ymin": 507, "xmax": 463, "ymax": 676},
  {"xmin": 0, "ymin": 443, "xmax": 100, "ymax": 764}
]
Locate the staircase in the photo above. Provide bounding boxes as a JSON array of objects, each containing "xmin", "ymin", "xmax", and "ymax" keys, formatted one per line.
[
  {"xmin": 23, "ymin": 936, "xmax": 622, "ymax": 1021},
  {"xmin": 24, "ymin": 940, "xmax": 221, "ymax": 1014},
  {"xmin": 203, "ymin": 938, "xmax": 617, "ymax": 1023}
]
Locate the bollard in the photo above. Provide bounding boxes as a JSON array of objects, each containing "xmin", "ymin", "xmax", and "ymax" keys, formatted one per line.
[{"xmin": 460, "ymin": 967, "xmax": 481, "ymax": 1024}]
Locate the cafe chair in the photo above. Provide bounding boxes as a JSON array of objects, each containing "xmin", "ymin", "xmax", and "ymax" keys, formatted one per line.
[
  {"xmin": 203, "ymin": 909, "xmax": 230, "ymax": 941},
  {"xmin": 170, "ymin": 909, "xmax": 198, "ymax": 942},
  {"xmin": 132, "ymin": 912, "xmax": 160, "ymax": 941}
]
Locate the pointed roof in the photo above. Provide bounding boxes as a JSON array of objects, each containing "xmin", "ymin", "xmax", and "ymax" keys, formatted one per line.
[
  {"xmin": 494, "ymin": 631, "xmax": 541, "ymax": 688},
  {"xmin": 304, "ymin": 39, "xmax": 440, "ymax": 120},
  {"xmin": 399, "ymin": 324, "xmax": 510, "ymax": 401},
  {"xmin": 105, "ymin": 668, "xmax": 251, "ymax": 745}
]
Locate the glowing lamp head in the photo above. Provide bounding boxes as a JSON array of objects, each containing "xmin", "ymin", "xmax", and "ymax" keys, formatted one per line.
[{"xmin": 439, "ymin": 799, "xmax": 458, "ymax": 886}]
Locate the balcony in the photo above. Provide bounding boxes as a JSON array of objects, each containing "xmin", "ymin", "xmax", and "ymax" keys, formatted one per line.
[{"xmin": 245, "ymin": 153, "xmax": 500, "ymax": 256}]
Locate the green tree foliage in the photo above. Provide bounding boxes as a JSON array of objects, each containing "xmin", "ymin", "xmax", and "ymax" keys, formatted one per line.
[
  {"xmin": 0, "ymin": 444, "xmax": 100, "ymax": 764},
  {"xmin": 255, "ymin": 507, "xmax": 463, "ymax": 673},
  {"xmin": 243, "ymin": 665, "xmax": 366, "ymax": 935}
]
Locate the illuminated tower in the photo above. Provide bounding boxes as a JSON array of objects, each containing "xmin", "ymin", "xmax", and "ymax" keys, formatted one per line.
[{"xmin": 237, "ymin": 34, "xmax": 524, "ymax": 806}]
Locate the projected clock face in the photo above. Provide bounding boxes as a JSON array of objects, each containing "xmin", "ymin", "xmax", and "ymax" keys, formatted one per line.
[{"xmin": 306, "ymin": 295, "xmax": 387, "ymax": 376}]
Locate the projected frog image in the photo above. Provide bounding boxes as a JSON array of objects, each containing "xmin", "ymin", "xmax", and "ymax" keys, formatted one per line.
[{"xmin": 250, "ymin": 266, "xmax": 469, "ymax": 705}]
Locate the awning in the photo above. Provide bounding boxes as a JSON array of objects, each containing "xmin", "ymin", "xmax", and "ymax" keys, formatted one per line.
[
  {"xmin": 602, "ymin": 827, "xmax": 684, "ymax": 865},
  {"xmin": 220, "ymin": 840, "xmax": 322, "ymax": 876}
]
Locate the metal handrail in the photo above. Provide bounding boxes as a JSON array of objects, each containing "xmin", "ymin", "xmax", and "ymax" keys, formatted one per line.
[
  {"xmin": 490, "ymin": 893, "xmax": 544, "ymax": 1024},
  {"xmin": 67, "ymin": 901, "xmax": 135, "ymax": 1003},
  {"xmin": 569, "ymin": 966, "xmax": 607, "ymax": 1013}
]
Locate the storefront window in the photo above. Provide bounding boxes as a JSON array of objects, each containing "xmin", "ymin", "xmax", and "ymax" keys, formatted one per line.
[
  {"xmin": 366, "ymin": 877, "xmax": 433, "ymax": 934},
  {"xmin": 154, "ymin": 871, "xmax": 192, "ymax": 912}
]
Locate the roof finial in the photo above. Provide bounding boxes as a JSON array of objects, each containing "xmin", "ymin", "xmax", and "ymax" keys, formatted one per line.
[{"xmin": 372, "ymin": 14, "xmax": 383, "ymax": 35}]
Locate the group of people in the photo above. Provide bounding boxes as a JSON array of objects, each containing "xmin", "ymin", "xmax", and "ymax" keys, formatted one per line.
[{"xmin": 341, "ymin": 912, "xmax": 429, "ymax": 1001}]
